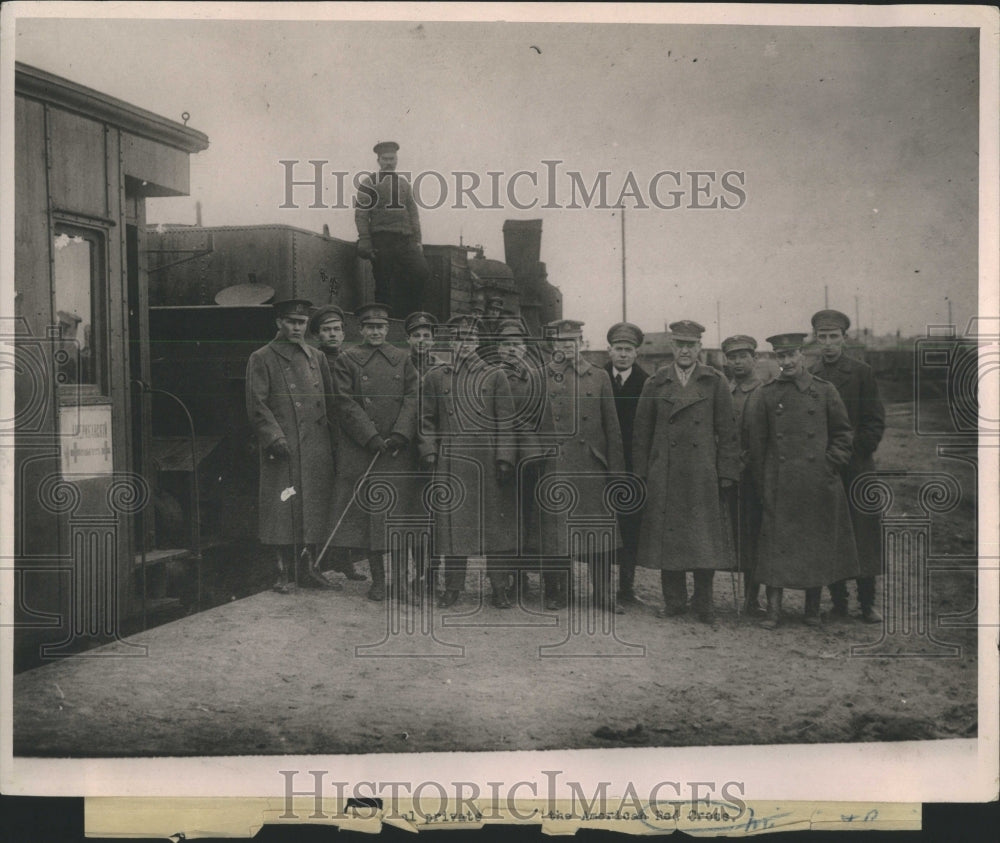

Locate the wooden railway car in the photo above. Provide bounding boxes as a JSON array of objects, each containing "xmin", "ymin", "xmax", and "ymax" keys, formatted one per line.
[{"xmin": 12, "ymin": 63, "xmax": 208, "ymax": 671}]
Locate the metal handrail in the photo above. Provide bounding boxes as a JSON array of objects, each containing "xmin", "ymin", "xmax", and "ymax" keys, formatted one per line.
[{"xmin": 132, "ymin": 379, "xmax": 203, "ymax": 611}]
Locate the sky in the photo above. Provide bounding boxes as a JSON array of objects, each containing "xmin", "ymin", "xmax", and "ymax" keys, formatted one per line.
[{"xmin": 13, "ymin": 10, "xmax": 983, "ymax": 347}]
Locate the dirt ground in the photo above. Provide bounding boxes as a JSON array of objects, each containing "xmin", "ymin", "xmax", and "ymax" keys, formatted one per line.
[{"xmin": 12, "ymin": 399, "xmax": 979, "ymax": 755}]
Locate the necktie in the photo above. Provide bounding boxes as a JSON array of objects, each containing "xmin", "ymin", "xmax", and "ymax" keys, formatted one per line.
[{"xmin": 615, "ymin": 373, "xmax": 623, "ymax": 388}]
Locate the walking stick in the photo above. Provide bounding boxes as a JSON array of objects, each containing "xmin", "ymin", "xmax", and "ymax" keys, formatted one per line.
[
  {"xmin": 286, "ymin": 457, "xmax": 299, "ymax": 588},
  {"xmin": 314, "ymin": 450, "xmax": 382, "ymax": 568},
  {"xmin": 733, "ymin": 481, "xmax": 742, "ymax": 617}
]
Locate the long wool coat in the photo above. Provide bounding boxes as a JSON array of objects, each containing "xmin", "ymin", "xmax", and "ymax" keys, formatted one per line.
[
  {"xmin": 246, "ymin": 337, "xmax": 337, "ymax": 545},
  {"xmin": 331, "ymin": 341, "xmax": 418, "ymax": 551},
  {"xmin": 537, "ymin": 357, "xmax": 626, "ymax": 559},
  {"xmin": 748, "ymin": 370, "xmax": 860, "ymax": 588},
  {"xmin": 632, "ymin": 363, "xmax": 740, "ymax": 571},
  {"xmin": 809, "ymin": 354, "xmax": 886, "ymax": 578},
  {"xmin": 417, "ymin": 353, "xmax": 517, "ymax": 556},
  {"xmin": 503, "ymin": 359, "xmax": 555, "ymax": 556}
]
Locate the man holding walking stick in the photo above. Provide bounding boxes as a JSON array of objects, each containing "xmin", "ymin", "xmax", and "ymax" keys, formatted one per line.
[{"xmin": 330, "ymin": 303, "xmax": 419, "ymax": 602}]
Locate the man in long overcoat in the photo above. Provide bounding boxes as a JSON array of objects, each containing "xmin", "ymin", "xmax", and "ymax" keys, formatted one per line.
[
  {"xmin": 723, "ymin": 334, "xmax": 768, "ymax": 616},
  {"xmin": 246, "ymin": 299, "xmax": 338, "ymax": 592},
  {"xmin": 496, "ymin": 318, "xmax": 555, "ymax": 603},
  {"xmin": 538, "ymin": 319, "xmax": 626, "ymax": 613},
  {"xmin": 308, "ymin": 304, "xmax": 366, "ymax": 582},
  {"xmin": 402, "ymin": 310, "xmax": 439, "ymax": 601},
  {"xmin": 809, "ymin": 309, "xmax": 887, "ymax": 623},
  {"xmin": 331, "ymin": 303, "xmax": 418, "ymax": 601},
  {"xmin": 604, "ymin": 321, "xmax": 649, "ymax": 605},
  {"xmin": 748, "ymin": 332, "xmax": 860, "ymax": 628},
  {"xmin": 633, "ymin": 320, "xmax": 739, "ymax": 623},
  {"xmin": 418, "ymin": 314, "xmax": 517, "ymax": 608}
]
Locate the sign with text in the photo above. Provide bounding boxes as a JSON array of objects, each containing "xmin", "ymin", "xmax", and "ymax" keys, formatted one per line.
[{"xmin": 60, "ymin": 403, "xmax": 113, "ymax": 477}]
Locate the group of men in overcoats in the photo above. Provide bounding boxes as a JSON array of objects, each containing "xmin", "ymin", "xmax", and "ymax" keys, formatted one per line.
[{"xmin": 246, "ymin": 297, "xmax": 886, "ymax": 627}]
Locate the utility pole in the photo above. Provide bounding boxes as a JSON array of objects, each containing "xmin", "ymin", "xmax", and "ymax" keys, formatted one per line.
[
  {"xmin": 824, "ymin": 285, "xmax": 829, "ymax": 309},
  {"xmin": 855, "ymin": 295, "xmax": 860, "ymax": 340},
  {"xmin": 620, "ymin": 207, "xmax": 627, "ymax": 321},
  {"xmin": 946, "ymin": 296, "xmax": 953, "ymax": 327},
  {"xmin": 716, "ymin": 300, "xmax": 722, "ymax": 347}
]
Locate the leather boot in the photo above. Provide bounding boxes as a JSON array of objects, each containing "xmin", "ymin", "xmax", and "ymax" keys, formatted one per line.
[
  {"xmin": 743, "ymin": 580, "xmax": 765, "ymax": 617},
  {"xmin": 803, "ymin": 587, "xmax": 822, "ymax": 626},
  {"xmin": 299, "ymin": 547, "xmax": 340, "ymax": 590},
  {"xmin": 760, "ymin": 586, "xmax": 782, "ymax": 629},
  {"xmin": 389, "ymin": 554, "xmax": 415, "ymax": 604},
  {"xmin": 367, "ymin": 555, "xmax": 387, "ymax": 601},
  {"xmin": 828, "ymin": 579, "xmax": 849, "ymax": 619},
  {"xmin": 693, "ymin": 570, "xmax": 715, "ymax": 624},
  {"xmin": 489, "ymin": 572, "xmax": 512, "ymax": 608},
  {"xmin": 273, "ymin": 550, "xmax": 292, "ymax": 594},
  {"xmin": 859, "ymin": 577, "xmax": 882, "ymax": 623}
]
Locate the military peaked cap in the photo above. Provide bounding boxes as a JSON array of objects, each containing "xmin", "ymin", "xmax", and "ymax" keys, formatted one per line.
[
  {"xmin": 356, "ymin": 302, "xmax": 391, "ymax": 324},
  {"xmin": 668, "ymin": 320, "xmax": 706, "ymax": 341},
  {"xmin": 373, "ymin": 141, "xmax": 400, "ymax": 155},
  {"xmin": 308, "ymin": 304, "xmax": 345, "ymax": 334},
  {"xmin": 273, "ymin": 299, "xmax": 313, "ymax": 318},
  {"xmin": 811, "ymin": 309, "xmax": 851, "ymax": 332},
  {"xmin": 607, "ymin": 322, "xmax": 644, "ymax": 347},
  {"xmin": 721, "ymin": 334, "xmax": 758, "ymax": 354},
  {"xmin": 404, "ymin": 311, "xmax": 437, "ymax": 334},
  {"xmin": 766, "ymin": 332, "xmax": 808, "ymax": 351}
]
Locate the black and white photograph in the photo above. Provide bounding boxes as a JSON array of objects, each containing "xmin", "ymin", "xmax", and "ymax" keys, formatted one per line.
[{"xmin": 1, "ymin": 1, "xmax": 997, "ymax": 832}]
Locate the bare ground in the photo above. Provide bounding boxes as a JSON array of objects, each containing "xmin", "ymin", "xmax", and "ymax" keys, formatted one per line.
[{"xmin": 12, "ymin": 400, "xmax": 979, "ymax": 755}]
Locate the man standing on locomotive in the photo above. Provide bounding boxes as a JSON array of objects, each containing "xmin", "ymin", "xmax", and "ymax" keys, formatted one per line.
[
  {"xmin": 354, "ymin": 141, "xmax": 431, "ymax": 318},
  {"xmin": 330, "ymin": 303, "xmax": 419, "ymax": 602},
  {"xmin": 246, "ymin": 299, "xmax": 339, "ymax": 592}
]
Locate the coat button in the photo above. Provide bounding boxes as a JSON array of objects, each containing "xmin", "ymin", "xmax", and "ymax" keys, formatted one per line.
[
  {"xmin": 776, "ymin": 433, "xmax": 783, "ymax": 439},
  {"xmin": 364, "ymin": 398, "xmax": 372, "ymax": 405},
  {"xmin": 671, "ymin": 440, "xmax": 677, "ymax": 446},
  {"xmin": 363, "ymin": 375, "xmax": 369, "ymax": 381},
  {"xmin": 289, "ymin": 383, "xmax": 296, "ymax": 388},
  {"xmin": 295, "ymin": 401, "xmax": 301, "ymax": 407},
  {"xmin": 807, "ymin": 455, "xmax": 815, "ymax": 461},
  {"xmin": 779, "ymin": 456, "xmax": 786, "ymax": 462},
  {"xmin": 444, "ymin": 388, "xmax": 450, "ymax": 393},
  {"xmin": 448, "ymin": 410, "xmax": 455, "ymax": 416}
]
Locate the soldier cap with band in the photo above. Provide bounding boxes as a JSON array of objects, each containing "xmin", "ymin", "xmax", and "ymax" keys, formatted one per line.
[
  {"xmin": 766, "ymin": 332, "xmax": 809, "ymax": 351},
  {"xmin": 373, "ymin": 141, "xmax": 400, "ymax": 155},
  {"xmin": 486, "ymin": 295, "xmax": 504, "ymax": 308},
  {"xmin": 668, "ymin": 320, "xmax": 706, "ymax": 341},
  {"xmin": 356, "ymin": 302, "xmax": 391, "ymax": 324},
  {"xmin": 308, "ymin": 304, "xmax": 345, "ymax": 334},
  {"xmin": 811, "ymin": 309, "xmax": 851, "ymax": 332},
  {"xmin": 545, "ymin": 318, "xmax": 585, "ymax": 340},
  {"xmin": 607, "ymin": 321, "xmax": 644, "ymax": 347},
  {"xmin": 447, "ymin": 313, "xmax": 482, "ymax": 336},
  {"xmin": 497, "ymin": 318, "xmax": 528, "ymax": 338},
  {"xmin": 273, "ymin": 299, "xmax": 313, "ymax": 318},
  {"xmin": 404, "ymin": 311, "xmax": 438, "ymax": 335},
  {"xmin": 722, "ymin": 334, "xmax": 758, "ymax": 355}
]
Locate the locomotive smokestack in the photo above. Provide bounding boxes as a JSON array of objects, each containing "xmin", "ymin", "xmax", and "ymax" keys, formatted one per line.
[{"xmin": 503, "ymin": 219, "xmax": 542, "ymax": 277}]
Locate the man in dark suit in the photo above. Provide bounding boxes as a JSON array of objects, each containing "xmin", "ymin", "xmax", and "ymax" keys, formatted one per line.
[{"xmin": 604, "ymin": 321, "xmax": 649, "ymax": 605}]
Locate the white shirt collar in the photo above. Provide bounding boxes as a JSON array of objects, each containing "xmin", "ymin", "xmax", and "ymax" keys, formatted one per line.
[{"xmin": 612, "ymin": 366, "xmax": 632, "ymax": 383}]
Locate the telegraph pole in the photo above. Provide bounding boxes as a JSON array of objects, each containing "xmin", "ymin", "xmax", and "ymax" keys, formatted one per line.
[
  {"xmin": 716, "ymin": 300, "xmax": 722, "ymax": 347},
  {"xmin": 620, "ymin": 207, "xmax": 627, "ymax": 321},
  {"xmin": 855, "ymin": 295, "xmax": 860, "ymax": 340},
  {"xmin": 824, "ymin": 285, "xmax": 829, "ymax": 308}
]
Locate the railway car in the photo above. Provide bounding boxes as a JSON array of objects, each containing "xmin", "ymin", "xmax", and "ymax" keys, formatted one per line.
[
  {"xmin": 11, "ymin": 61, "xmax": 563, "ymax": 671},
  {"xmin": 12, "ymin": 63, "xmax": 209, "ymax": 671}
]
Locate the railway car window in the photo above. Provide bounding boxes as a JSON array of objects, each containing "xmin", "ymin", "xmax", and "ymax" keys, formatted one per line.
[{"xmin": 53, "ymin": 225, "xmax": 107, "ymax": 396}]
